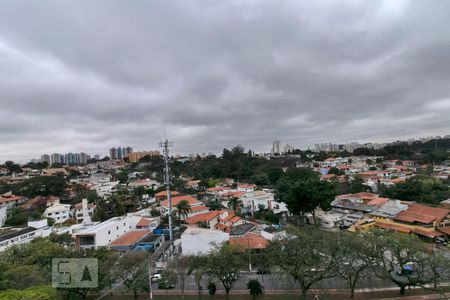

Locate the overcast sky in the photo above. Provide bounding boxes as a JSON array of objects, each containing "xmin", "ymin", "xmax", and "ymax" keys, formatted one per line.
[{"xmin": 1, "ymin": 0, "xmax": 450, "ymax": 162}]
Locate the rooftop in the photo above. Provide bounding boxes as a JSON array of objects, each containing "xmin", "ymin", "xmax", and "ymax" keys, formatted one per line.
[
  {"xmin": 110, "ymin": 230, "xmax": 150, "ymax": 246},
  {"xmin": 185, "ymin": 211, "xmax": 221, "ymax": 224},
  {"xmin": 229, "ymin": 232, "xmax": 268, "ymax": 250},
  {"xmin": 0, "ymin": 227, "xmax": 36, "ymax": 242},
  {"xmin": 394, "ymin": 204, "xmax": 449, "ymax": 224},
  {"xmin": 230, "ymin": 223, "xmax": 255, "ymax": 236},
  {"xmin": 160, "ymin": 195, "xmax": 201, "ymax": 208}
]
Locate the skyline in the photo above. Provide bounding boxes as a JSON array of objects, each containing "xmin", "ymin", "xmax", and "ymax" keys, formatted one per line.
[
  {"xmin": 1, "ymin": 1, "xmax": 450, "ymax": 161},
  {"xmin": 13, "ymin": 132, "xmax": 450, "ymax": 164}
]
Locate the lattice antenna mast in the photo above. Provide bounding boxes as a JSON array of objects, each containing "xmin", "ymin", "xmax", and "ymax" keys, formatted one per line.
[{"xmin": 159, "ymin": 137, "xmax": 174, "ymax": 249}]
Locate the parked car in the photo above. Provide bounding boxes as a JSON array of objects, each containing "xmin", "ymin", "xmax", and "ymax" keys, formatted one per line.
[
  {"xmin": 151, "ymin": 270, "xmax": 163, "ymax": 281},
  {"xmin": 435, "ymin": 236, "xmax": 448, "ymax": 245}
]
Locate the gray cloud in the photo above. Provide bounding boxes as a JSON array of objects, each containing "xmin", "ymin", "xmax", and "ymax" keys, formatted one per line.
[{"xmin": 0, "ymin": 0, "xmax": 450, "ymax": 162}]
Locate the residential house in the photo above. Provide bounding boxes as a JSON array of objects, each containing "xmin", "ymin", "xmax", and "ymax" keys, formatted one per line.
[
  {"xmin": 92, "ymin": 181, "xmax": 120, "ymax": 198},
  {"xmin": 109, "ymin": 229, "xmax": 163, "ymax": 252},
  {"xmin": 0, "ymin": 206, "xmax": 6, "ymax": 227},
  {"xmin": 135, "ymin": 217, "xmax": 160, "ymax": 231},
  {"xmin": 0, "ymin": 192, "xmax": 26, "ymax": 208},
  {"xmin": 0, "ymin": 220, "xmax": 51, "ymax": 252},
  {"xmin": 159, "ymin": 195, "xmax": 203, "ymax": 216},
  {"xmin": 44, "ymin": 200, "xmax": 72, "ymax": 224},
  {"xmin": 42, "ymin": 168, "xmax": 68, "ymax": 177},
  {"xmin": 74, "ymin": 200, "xmax": 95, "ymax": 224},
  {"xmin": 184, "ymin": 210, "xmax": 222, "ymax": 230},
  {"xmin": 73, "ymin": 215, "xmax": 141, "ymax": 249},
  {"xmin": 155, "ymin": 190, "xmax": 179, "ymax": 202},
  {"xmin": 237, "ymin": 184, "xmax": 256, "ymax": 193},
  {"xmin": 89, "ymin": 173, "xmax": 112, "ymax": 184}
]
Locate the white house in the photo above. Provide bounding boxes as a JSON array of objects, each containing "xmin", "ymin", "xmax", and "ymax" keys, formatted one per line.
[
  {"xmin": 0, "ymin": 220, "xmax": 51, "ymax": 252},
  {"xmin": 89, "ymin": 173, "xmax": 112, "ymax": 184},
  {"xmin": 0, "ymin": 206, "xmax": 7, "ymax": 228},
  {"xmin": 44, "ymin": 200, "xmax": 72, "ymax": 224},
  {"xmin": 73, "ymin": 215, "xmax": 141, "ymax": 249},
  {"xmin": 181, "ymin": 226, "xmax": 229, "ymax": 255},
  {"xmin": 237, "ymin": 184, "xmax": 256, "ymax": 193},
  {"xmin": 92, "ymin": 180, "xmax": 120, "ymax": 198},
  {"xmin": 240, "ymin": 190, "xmax": 289, "ymax": 215},
  {"xmin": 74, "ymin": 199, "xmax": 95, "ymax": 224}
]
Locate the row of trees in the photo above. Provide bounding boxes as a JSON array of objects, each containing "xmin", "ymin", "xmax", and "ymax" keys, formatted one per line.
[{"xmin": 267, "ymin": 227, "xmax": 447, "ymax": 297}]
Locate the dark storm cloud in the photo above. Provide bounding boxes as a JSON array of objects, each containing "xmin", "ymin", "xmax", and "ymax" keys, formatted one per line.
[{"xmin": 0, "ymin": 0, "xmax": 450, "ymax": 161}]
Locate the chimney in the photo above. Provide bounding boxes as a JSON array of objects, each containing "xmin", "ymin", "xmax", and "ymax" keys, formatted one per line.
[{"xmin": 82, "ymin": 198, "xmax": 92, "ymax": 225}]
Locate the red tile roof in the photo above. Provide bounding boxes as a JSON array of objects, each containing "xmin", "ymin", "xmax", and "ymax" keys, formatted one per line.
[
  {"xmin": 366, "ymin": 197, "xmax": 389, "ymax": 206},
  {"xmin": 155, "ymin": 191, "xmax": 179, "ymax": 198},
  {"xmin": 220, "ymin": 211, "xmax": 236, "ymax": 223},
  {"xmin": 229, "ymin": 232, "xmax": 268, "ymax": 250},
  {"xmin": 206, "ymin": 187, "xmax": 224, "ymax": 192},
  {"xmin": 74, "ymin": 202, "xmax": 95, "ymax": 209},
  {"xmin": 238, "ymin": 184, "xmax": 256, "ymax": 188},
  {"xmin": 413, "ymin": 228, "xmax": 444, "ymax": 238},
  {"xmin": 438, "ymin": 227, "xmax": 450, "ymax": 236},
  {"xmin": 395, "ymin": 204, "xmax": 449, "ymax": 225},
  {"xmin": 231, "ymin": 216, "xmax": 241, "ymax": 223},
  {"xmin": 185, "ymin": 211, "xmax": 221, "ymax": 224},
  {"xmin": 221, "ymin": 191, "xmax": 246, "ymax": 198},
  {"xmin": 190, "ymin": 205, "xmax": 209, "ymax": 212},
  {"xmin": 374, "ymin": 222, "xmax": 412, "ymax": 234},
  {"xmin": 160, "ymin": 195, "xmax": 201, "ymax": 208},
  {"xmin": 110, "ymin": 230, "xmax": 149, "ymax": 246},
  {"xmin": 0, "ymin": 195, "xmax": 23, "ymax": 204},
  {"xmin": 136, "ymin": 217, "xmax": 151, "ymax": 227}
]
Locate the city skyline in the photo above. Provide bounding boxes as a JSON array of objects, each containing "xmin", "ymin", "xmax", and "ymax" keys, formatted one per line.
[{"xmin": 1, "ymin": 1, "xmax": 450, "ymax": 162}]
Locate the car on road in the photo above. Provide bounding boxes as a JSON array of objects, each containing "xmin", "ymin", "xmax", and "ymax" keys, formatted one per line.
[{"xmin": 151, "ymin": 270, "xmax": 163, "ymax": 281}]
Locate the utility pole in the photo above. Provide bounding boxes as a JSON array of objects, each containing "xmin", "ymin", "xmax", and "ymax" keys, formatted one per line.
[{"xmin": 159, "ymin": 137, "xmax": 174, "ymax": 252}]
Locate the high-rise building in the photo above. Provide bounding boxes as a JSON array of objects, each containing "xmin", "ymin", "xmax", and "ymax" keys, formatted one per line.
[
  {"xmin": 283, "ymin": 144, "xmax": 294, "ymax": 154},
  {"xmin": 125, "ymin": 150, "xmax": 160, "ymax": 163},
  {"xmin": 50, "ymin": 153, "xmax": 62, "ymax": 165},
  {"xmin": 109, "ymin": 146, "xmax": 133, "ymax": 160},
  {"xmin": 271, "ymin": 140, "xmax": 282, "ymax": 155},
  {"xmin": 80, "ymin": 152, "xmax": 89, "ymax": 165},
  {"xmin": 41, "ymin": 154, "xmax": 50, "ymax": 165}
]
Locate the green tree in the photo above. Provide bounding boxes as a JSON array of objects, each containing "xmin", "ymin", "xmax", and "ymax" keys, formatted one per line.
[
  {"xmin": 205, "ymin": 243, "xmax": 245, "ymax": 298},
  {"xmin": 0, "ymin": 285, "xmax": 56, "ymax": 300},
  {"xmin": 328, "ymin": 167, "xmax": 344, "ymax": 176},
  {"xmin": 364, "ymin": 230, "xmax": 447, "ymax": 295},
  {"xmin": 276, "ymin": 172, "xmax": 336, "ymax": 224},
  {"xmin": 247, "ymin": 279, "xmax": 263, "ymax": 299},
  {"xmin": 349, "ymin": 175, "xmax": 371, "ymax": 193},
  {"xmin": 207, "ymin": 281, "xmax": 217, "ymax": 298},
  {"xmin": 269, "ymin": 227, "xmax": 340, "ymax": 298},
  {"xmin": 227, "ymin": 197, "xmax": 243, "ymax": 213},
  {"xmin": 188, "ymin": 255, "xmax": 207, "ymax": 299},
  {"xmin": 175, "ymin": 200, "xmax": 192, "ymax": 220},
  {"xmin": 336, "ymin": 232, "xmax": 373, "ymax": 298},
  {"xmin": 115, "ymin": 171, "xmax": 128, "ymax": 184},
  {"xmin": 4, "ymin": 161, "xmax": 22, "ymax": 174},
  {"xmin": 115, "ymin": 251, "xmax": 148, "ymax": 298}
]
